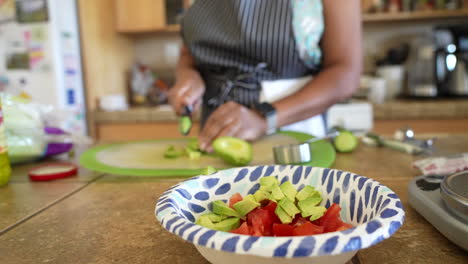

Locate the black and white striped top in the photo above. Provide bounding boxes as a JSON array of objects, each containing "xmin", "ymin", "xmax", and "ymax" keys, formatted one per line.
[{"xmin": 181, "ymin": 0, "xmax": 322, "ymax": 125}]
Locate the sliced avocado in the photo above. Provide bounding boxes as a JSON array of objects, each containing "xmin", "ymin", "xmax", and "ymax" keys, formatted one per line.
[
  {"xmin": 188, "ymin": 150, "xmax": 202, "ymax": 160},
  {"xmin": 306, "ymin": 206, "xmax": 327, "ymax": 221},
  {"xmin": 163, "ymin": 145, "xmax": 183, "ymax": 159},
  {"xmin": 296, "ymin": 185, "xmax": 318, "ymax": 201},
  {"xmin": 196, "ymin": 214, "xmax": 216, "ymax": 229},
  {"xmin": 260, "ymin": 176, "xmax": 279, "ymax": 190},
  {"xmin": 212, "ymin": 217, "xmax": 240, "ymax": 232},
  {"xmin": 278, "ymin": 198, "xmax": 300, "ymax": 218},
  {"xmin": 280, "ymin": 181, "xmax": 297, "ymax": 201},
  {"xmin": 297, "ymin": 196, "xmax": 323, "ymax": 213},
  {"xmin": 334, "ymin": 131, "xmax": 359, "ymax": 153},
  {"xmin": 186, "ymin": 138, "xmax": 200, "ymax": 151},
  {"xmin": 203, "ymin": 166, "xmax": 217, "ymax": 175},
  {"xmin": 212, "ymin": 200, "xmax": 240, "ymax": 217},
  {"xmin": 253, "ymin": 189, "xmax": 269, "ymax": 203},
  {"xmin": 233, "ymin": 194, "xmax": 260, "ymax": 217},
  {"xmin": 269, "ymin": 184, "xmax": 285, "ymax": 201},
  {"xmin": 199, "ymin": 212, "xmax": 227, "ymax": 223},
  {"xmin": 212, "ymin": 137, "xmax": 253, "ymax": 166},
  {"xmin": 179, "ymin": 116, "xmax": 192, "ymax": 135},
  {"xmin": 275, "ymin": 205, "xmax": 293, "ymax": 224}
]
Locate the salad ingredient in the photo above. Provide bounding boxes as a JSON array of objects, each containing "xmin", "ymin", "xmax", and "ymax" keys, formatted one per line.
[
  {"xmin": 233, "ymin": 195, "xmax": 260, "ymax": 217},
  {"xmin": 163, "ymin": 145, "xmax": 183, "ymax": 159},
  {"xmin": 179, "ymin": 116, "xmax": 192, "ymax": 136},
  {"xmin": 212, "ymin": 137, "xmax": 253, "ymax": 166},
  {"xmin": 334, "ymin": 130, "xmax": 358, "ymax": 153},
  {"xmin": 212, "ymin": 200, "xmax": 240, "ymax": 217}
]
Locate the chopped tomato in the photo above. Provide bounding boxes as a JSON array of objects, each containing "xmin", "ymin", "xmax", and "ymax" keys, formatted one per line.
[
  {"xmin": 292, "ymin": 216, "xmax": 309, "ymax": 227},
  {"xmin": 250, "ymin": 216, "xmax": 264, "ymax": 236},
  {"xmin": 336, "ymin": 222, "xmax": 354, "ymax": 231},
  {"xmin": 273, "ymin": 223, "xmax": 295, "ymax": 236},
  {"xmin": 263, "ymin": 201, "xmax": 281, "ymax": 224},
  {"xmin": 247, "ymin": 208, "xmax": 273, "ymax": 236},
  {"xmin": 293, "ymin": 222, "xmax": 324, "ymax": 236},
  {"xmin": 230, "ymin": 222, "xmax": 250, "ymax": 235},
  {"xmin": 320, "ymin": 203, "xmax": 343, "ymax": 233},
  {"xmin": 229, "ymin": 193, "xmax": 243, "ymax": 208}
]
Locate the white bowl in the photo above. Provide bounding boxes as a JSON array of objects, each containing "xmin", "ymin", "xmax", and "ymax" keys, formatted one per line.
[{"xmin": 156, "ymin": 165, "xmax": 405, "ymax": 264}]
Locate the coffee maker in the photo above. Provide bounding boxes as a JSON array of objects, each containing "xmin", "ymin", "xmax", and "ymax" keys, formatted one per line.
[{"xmin": 435, "ymin": 25, "xmax": 468, "ymax": 97}]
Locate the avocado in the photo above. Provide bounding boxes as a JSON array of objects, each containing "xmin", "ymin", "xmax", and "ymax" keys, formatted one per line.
[
  {"xmin": 253, "ymin": 189, "xmax": 269, "ymax": 203},
  {"xmin": 233, "ymin": 194, "xmax": 260, "ymax": 217},
  {"xmin": 163, "ymin": 145, "xmax": 183, "ymax": 159},
  {"xmin": 280, "ymin": 181, "xmax": 297, "ymax": 201},
  {"xmin": 296, "ymin": 185, "xmax": 319, "ymax": 201},
  {"xmin": 188, "ymin": 150, "xmax": 202, "ymax": 160},
  {"xmin": 269, "ymin": 184, "xmax": 285, "ymax": 201},
  {"xmin": 334, "ymin": 130, "xmax": 359, "ymax": 153},
  {"xmin": 298, "ymin": 197, "xmax": 324, "ymax": 218},
  {"xmin": 275, "ymin": 205, "xmax": 293, "ymax": 224},
  {"xmin": 278, "ymin": 198, "xmax": 300, "ymax": 218},
  {"xmin": 212, "ymin": 200, "xmax": 240, "ymax": 217},
  {"xmin": 213, "ymin": 217, "xmax": 240, "ymax": 232},
  {"xmin": 307, "ymin": 206, "xmax": 327, "ymax": 221},
  {"xmin": 199, "ymin": 212, "xmax": 227, "ymax": 223},
  {"xmin": 179, "ymin": 116, "xmax": 192, "ymax": 135},
  {"xmin": 212, "ymin": 137, "xmax": 253, "ymax": 166},
  {"xmin": 203, "ymin": 166, "xmax": 217, "ymax": 175},
  {"xmin": 196, "ymin": 214, "xmax": 240, "ymax": 232},
  {"xmin": 259, "ymin": 176, "xmax": 279, "ymax": 191}
]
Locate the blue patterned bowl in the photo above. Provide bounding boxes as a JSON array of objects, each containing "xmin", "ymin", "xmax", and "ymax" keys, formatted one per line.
[{"xmin": 155, "ymin": 166, "xmax": 405, "ymax": 264}]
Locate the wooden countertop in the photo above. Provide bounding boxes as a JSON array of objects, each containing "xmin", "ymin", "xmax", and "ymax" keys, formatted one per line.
[
  {"xmin": 1, "ymin": 135, "xmax": 468, "ymax": 263},
  {"xmin": 93, "ymin": 99, "xmax": 468, "ymax": 124}
]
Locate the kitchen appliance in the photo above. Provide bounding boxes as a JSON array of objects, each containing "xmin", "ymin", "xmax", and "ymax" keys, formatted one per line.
[
  {"xmin": 0, "ymin": 0, "xmax": 87, "ymax": 134},
  {"xmin": 435, "ymin": 25, "xmax": 468, "ymax": 97}
]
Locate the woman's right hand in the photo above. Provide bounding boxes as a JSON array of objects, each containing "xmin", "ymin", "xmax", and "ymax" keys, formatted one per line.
[{"xmin": 168, "ymin": 68, "xmax": 206, "ymax": 116}]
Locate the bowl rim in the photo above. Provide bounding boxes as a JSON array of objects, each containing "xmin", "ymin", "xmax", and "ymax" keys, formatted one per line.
[{"xmin": 155, "ymin": 165, "xmax": 405, "ymax": 258}]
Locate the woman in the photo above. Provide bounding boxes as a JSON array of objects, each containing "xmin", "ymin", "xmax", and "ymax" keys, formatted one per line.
[{"xmin": 169, "ymin": 0, "xmax": 362, "ymax": 152}]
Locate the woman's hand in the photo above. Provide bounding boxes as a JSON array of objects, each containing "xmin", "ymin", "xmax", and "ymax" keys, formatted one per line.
[
  {"xmin": 168, "ymin": 68, "xmax": 205, "ymax": 116},
  {"xmin": 199, "ymin": 101, "xmax": 267, "ymax": 152}
]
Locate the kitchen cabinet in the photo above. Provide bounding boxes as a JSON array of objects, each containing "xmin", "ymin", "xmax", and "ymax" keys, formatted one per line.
[{"xmin": 114, "ymin": 0, "xmax": 191, "ymax": 33}]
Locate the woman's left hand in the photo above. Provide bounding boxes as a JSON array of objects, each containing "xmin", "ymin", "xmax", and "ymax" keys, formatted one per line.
[{"xmin": 199, "ymin": 101, "xmax": 267, "ymax": 152}]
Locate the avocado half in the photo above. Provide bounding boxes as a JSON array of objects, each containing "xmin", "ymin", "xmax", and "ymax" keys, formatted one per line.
[{"xmin": 212, "ymin": 137, "xmax": 253, "ymax": 166}]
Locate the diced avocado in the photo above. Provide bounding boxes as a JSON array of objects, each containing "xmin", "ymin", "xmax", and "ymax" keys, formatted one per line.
[
  {"xmin": 212, "ymin": 217, "xmax": 240, "ymax": 232},
  {"xmin": 253, "ymin": 190, "xmax": 269, "ymax": 203},
  {"xmin": 334, "ymin": 130, "xmax": 359, "ymax": 153},
  {"xmin": 260, "ymin": 176, "xmax": 279, "ymax": 190},
  {"xmin": 212, "ymin": 137, "xmax": 253, "ymax": 166},
  {"xmin": 188, "ymin": 150, "xmax": 202, "ymax": 160},
  {"xmin": 275, "ymin": 205, "xmax": 293, "ymax": 224},
  {"xmin": 179, "ymin": 116, "xmax": 192, "ymax": 135},
  {"xmin": 212, "ymin": 200, "xmax": 240, "ymax": 217},
  {"xmin": 296, "ymin": 185, "xmax": 319, "ymax": 201},
  {"xmin": 233, "ymin": 194, "xmax": 260, "ymax": 217},
  {"xmin": 199, "ymin": 212, "xmax": 227, "ymax": 223},
  {"xmin": 163, "ymin": 145, "xmax": 183, "ymax": 159},
  {"xmin": 186, "ymin": 138, "xmax": 200, "ymax": 151},
  {"xmin": 203, "ymin": 166, "xmax": 217, "ymax": 175},
  {"xmin": 297, "ymin": 197, "xmax": 323, "ymax": 217},
  {"xmin": 269, "ymin": 184, "xmax": 285, "ymax": 201},
  {"xmin": 280, "ymin": 181, "xmax": 297, "ymax": 201},
  {"xmin": 278, "ymin": 198, "xmax": 300, "ymax": 218},
  {"xmin": 307, "ymin": 206, "xmax": 327, "ymax": 221},
  {"xmin": 196, "ymin": 215, "xmax": 240, "ymax": 232}
]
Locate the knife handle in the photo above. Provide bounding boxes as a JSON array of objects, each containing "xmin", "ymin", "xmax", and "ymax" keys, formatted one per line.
[{"xmin": 182, "ymin": 105, "xmax": 193, "ymax": 116}]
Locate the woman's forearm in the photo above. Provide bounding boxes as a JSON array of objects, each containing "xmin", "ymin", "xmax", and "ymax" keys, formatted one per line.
[
  {"xmin": 175, "ymin": 45, "xmax": 198, "ymax": 80},
  {"xmin": 273, "ymin": 62, "xmax": 361, "ymax": 127}
]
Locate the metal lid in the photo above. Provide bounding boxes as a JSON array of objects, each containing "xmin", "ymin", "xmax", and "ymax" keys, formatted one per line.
[{"xmin": 440, "ymin": 170, "xmax": 468, "ymax": 222}]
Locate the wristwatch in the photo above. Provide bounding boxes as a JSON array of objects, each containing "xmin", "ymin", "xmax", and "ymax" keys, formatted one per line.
[{"xmin": 255, "ymin": 102, "xmax": 277, "ymax": 135}]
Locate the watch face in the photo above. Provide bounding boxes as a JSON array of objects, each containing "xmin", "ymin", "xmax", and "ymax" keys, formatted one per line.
[{"xmin": 257, "ymin": 103, "xmax": 276, "ymax": 117}]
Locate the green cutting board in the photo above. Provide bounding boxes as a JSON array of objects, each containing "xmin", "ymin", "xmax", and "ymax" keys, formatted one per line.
[{"xmin": 79, "ymin": 131, "xmax": 335, "ymax": 177}]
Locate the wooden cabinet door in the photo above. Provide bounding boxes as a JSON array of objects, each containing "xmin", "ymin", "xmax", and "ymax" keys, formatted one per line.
[{"xmin": 115, "ymin": 0, "xmax": 167, "ymax": 33}]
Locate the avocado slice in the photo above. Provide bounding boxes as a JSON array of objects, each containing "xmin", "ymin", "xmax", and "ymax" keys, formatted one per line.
[
  {"xmin": 233, "ymin": 194, "xmax": 260, "ymax": 217},
  {"xmin": 196, "ymin": 214, "xmax": 240, "ymax": 231},
  {"xmin": 306, "ymin": 206, "xmax": 327, "ymax": 221},
  {"xmin": 296, "ymin": 185, "xmax": 319, "ymax": 201},
  {"xmin": 275, "ymin": 205, "xmax": 293, "ymax": 224},
  {"xmin": 203, "ymin": 166, "xmax": 217, "ymax": 175},
  {"xmin": 259, "ymin": 176, "xmax": 279, "ymax": 191},
  {"xmin": 212, "ymin": 200, "xmax": 240, "ymax": 217},
  {"xmin": 163, "ymin": 145, "xmax": 183, "ymax": 159},
  {"xmin": 298, "ymin": 197, "xmax": 324, "ymax": 217},
  {"xmin": 280, "ymin": 181, "xmax": 297, "ymax": 201},
  {"xmin": 212, "ymin": 137, "xmax": 253, "ymax": 166},
  {"xmin": 188, "ymin": 150, "xmax": 202, "ymax": 160},
  {"xmin": 269, "ymin": 184, "xmax": 285, "ymax": 201},
  {"xmin": 179, "ymin": 116, "xmax": 192, "ymax": 136},
  {"xmin": 253, "ymin": 189, "xmax": 269, "ymax": 203},
  {"xmin": 278, "ymin": 198, "xmax": 300, "ymax": 218},
  {"xmin": 199, "ymin": 212, "xmax": 227, "ymax": 223}
]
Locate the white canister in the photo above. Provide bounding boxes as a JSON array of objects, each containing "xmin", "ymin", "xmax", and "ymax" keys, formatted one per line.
[{"xmin": 376, "ymin": 65, "xmax": 405, "ymax": 100}]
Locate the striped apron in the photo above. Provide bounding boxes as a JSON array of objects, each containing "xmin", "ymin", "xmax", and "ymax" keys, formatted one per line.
[{"xmin": 181, "ymin": 0, "xmax": 326, "ymax": 136}]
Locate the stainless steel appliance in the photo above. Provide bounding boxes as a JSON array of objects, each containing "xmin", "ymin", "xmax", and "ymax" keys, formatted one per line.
[{"xmin": 435, "ymin": 25, "xmax": 468, "ymax": 97}]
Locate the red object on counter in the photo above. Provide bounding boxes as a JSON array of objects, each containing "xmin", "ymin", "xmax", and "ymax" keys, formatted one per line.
[{"xmin": 29, "ymin": 163, "xmax": 78, "ymax": 181}]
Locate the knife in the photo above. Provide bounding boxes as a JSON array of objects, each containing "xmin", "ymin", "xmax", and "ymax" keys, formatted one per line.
[{"xmin": 179, "ymin": 105, "xmax": 193, "ymax": 136}]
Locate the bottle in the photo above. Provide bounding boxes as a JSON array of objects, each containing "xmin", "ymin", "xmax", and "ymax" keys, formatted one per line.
[{"xmin": 0, "ymin": 97, "xmax": 12, "ymax": 187}]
